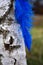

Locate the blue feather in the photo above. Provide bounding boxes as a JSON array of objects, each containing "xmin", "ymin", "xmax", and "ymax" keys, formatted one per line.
[{"xmin": 14, "ymin": 0, "xmax": 33, "ymax": 51}]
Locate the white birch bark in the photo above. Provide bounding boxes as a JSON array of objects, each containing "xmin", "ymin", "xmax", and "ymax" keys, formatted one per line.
[{"xmin": 0, "ymin": 0, "xmax": 27, "ymax": 65}]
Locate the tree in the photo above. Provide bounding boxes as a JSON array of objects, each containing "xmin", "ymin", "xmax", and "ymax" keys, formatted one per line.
[{"xmin": 0, "ymin": 0, "xmax": 27, "ymax": 65}]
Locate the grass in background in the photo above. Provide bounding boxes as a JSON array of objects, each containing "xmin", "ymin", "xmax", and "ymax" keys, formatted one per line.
[{"xmin": 27, "ymin": 27, "xmax": 43, "ymax": 65}]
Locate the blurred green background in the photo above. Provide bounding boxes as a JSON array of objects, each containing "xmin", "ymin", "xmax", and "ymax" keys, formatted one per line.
[
  {"xmin": 26, "ymin": 15, "xmax": 43, "ymax": 65},
  {"xmin": 26, "ymin": 1, "xmax": 43, "ymax": 65}
]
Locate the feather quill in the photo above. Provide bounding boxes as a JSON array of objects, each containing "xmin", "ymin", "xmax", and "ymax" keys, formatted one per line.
[{"xmin": 14, "ymin": 0, "xmax": 33, "ymax": 51}]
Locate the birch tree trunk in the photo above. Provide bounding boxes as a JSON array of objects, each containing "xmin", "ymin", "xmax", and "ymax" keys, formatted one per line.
[{"xmin": 0, "ymin": 0, "xmax": 27, "ymax": 65}]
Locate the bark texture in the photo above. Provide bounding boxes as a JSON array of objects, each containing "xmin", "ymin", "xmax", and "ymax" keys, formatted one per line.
[{"xmin": 0, "ymin": 0, "xmax": 27, "ymax": 65}]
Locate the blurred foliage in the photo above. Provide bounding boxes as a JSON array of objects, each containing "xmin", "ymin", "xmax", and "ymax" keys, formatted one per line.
[{"xmin": 26, "ymin": 27, "xmax": 43, "ymax": 65}]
